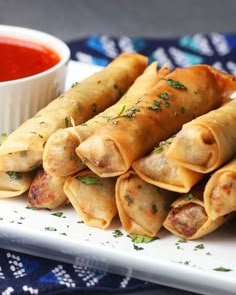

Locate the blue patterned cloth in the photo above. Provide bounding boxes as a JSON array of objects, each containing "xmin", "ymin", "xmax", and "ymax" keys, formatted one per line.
[{"xmin": 1, "ymin": 33, "xmax": 236, "ymax": 294}]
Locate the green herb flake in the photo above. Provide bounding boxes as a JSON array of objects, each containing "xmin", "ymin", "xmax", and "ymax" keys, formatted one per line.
[
  {"xmin": 38, "ymin": 134, "xmax": 43, "ymax": 139},
  {"xmin": 77, "ymin": 220, "xmax": 84, "ymax": 224},
  {"xmin": 177, "ymin": 238, "xmax": 187, "ymax": 243},
  {"xmin": 65, "ymin": 116, "xmax": 69, "ymax": 127},
  {"xmin": 154, "ymin": 145, "xmax": 163, "ymax": 153},
  {"xmin": 0, "ymin": 133, "xmax": 8, "ymax": 145},
  {"xmin": 113, "ymin": 229, "xmax": 124, "ymax": 238},
  {"xmin": 195, "ymin": 243, "xmax": 204, "ymax": 250},
  {"xmin": 80, "ymin": 122, "xmax": 87, "ymax": 126},
  {"xmin": 213, "ymin": 267, "xmax": 232, "ymax": 272},
  {"xmin": 158, "ymin": 92, "xmax": 169, "ymax": 100},
  {"xmin": 71, "ymin": 81, "xmax": 78, "ymax": 88},
  {"xmin": 45, "ymin": 226, "xmax": 57, "ymax": 231},
  {"xmin": 180, "ymin": 106, "xmax": 185, "ymax": 114},
  {"xmin": 149, "ymin": 100, "xmax": 162, "ymax": 111},
  {"xmin": 77, "ymin": 176, "xmax": 102, "ymax": 185},
  {"xmin": 117, "ymin": 105, "xmax": 126, "ymax": 117},
  {"xmin": 112, "ymin": 120, "xmax": 118, "ymax": 125},
  {"xmin": 51, "ymin": 212, "xmax": 64, "ymax": 217},
  {"xmin": 194, "ymin": 89, "xmax": 199, "ymax": 94},
  {"xmin": 25, "ymin": 206, "xmax": 39, "ymax": 210},
  {"xmin": 133, "ymin": 244, "xmax": 144, "ymax": 251},
  {"xmin": 151, "ymin": 204, "xmax": 158, "ymax": 214},
  {"xmin": 6, "ymin": 171, "xmax": 22, "ymax": 180},
  {"xmin": 126, "ymin": 105, "xmax": 141, "ymax": 118},
  {"xmin": 124, "ymin": 194, "xmax": 134, "ymax": 206},
  {"xmin": 60, "ymin": 232, "xmax": 67, "ymax": 236},
  {"xmin": 114, "ymin": 84, "xmax": 119, "ymax": 90},
  {"xmin": 128, "ymin": 234, "xmax": 158, "ymax": 244},
  {"xmin": 166, "ymin": 79, "xmax": 188, "ymax": 90},
  {"xmin": 184, "ymin": 192, "xmax": 195, "ymax": 201},
  {"xmin": 40, "ymin": 121, "xmax": 45, "ymax": 124}
]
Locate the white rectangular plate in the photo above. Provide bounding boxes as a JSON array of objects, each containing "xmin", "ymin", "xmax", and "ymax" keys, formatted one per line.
[{"xmin": 0, "ymin": 61, "xmax": 236, "ymax": 295}]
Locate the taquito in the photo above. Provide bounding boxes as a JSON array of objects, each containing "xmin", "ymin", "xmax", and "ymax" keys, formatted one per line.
[
  {"xmin": 43, "ymin": 62, "xmax": 170, "ymax": 177},
  {"xmin": 204, "ymin": 158, "xmax": 236, "ymax": 220},
  {"xmin": 163, "ymin": 184, "xmax": 235, "ymax": 240},
  {"xmin": 76, "ymin": 65, "xmax": 236, "ymax": 177},
  {"xmin": 64, "ymin": 170, "xmax": 117, "ymax": 229},
  {"xmin": 28, "ymin": 169, "xmax": 68, "ymax": 209},
  {"xmin": 0, "ymin": 171, "xmax": 35, "ymax": 198},
  {"xmin": 0, "ymin": 53, "xmax": 147, "ymax": 172},
  {"xmin": 132, "ymin": 137, "xmax": 203, "ymax": 193},
  {"xmin": 166, "ymin": 99, "xmax": 236, "ymax": 173},
  {"xmin": 115, "ymin": 171, "xmax": 177, "ymax": 237}
]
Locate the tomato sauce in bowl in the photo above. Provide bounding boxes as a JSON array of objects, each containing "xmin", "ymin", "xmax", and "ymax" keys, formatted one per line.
[{"xmin": 0, "ymin": 36, "xmax": 61, "ymax": 82}]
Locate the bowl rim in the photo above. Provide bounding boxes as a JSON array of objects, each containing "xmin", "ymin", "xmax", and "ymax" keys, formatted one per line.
[{"xmin": 0, "ymin": 25, "xmax": 71, "ymax": 86}]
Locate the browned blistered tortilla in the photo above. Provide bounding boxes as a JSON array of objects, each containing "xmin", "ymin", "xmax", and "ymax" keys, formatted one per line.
[
  {"xmin": 132, "ymin": 136, "xmax": 203, "ymax": 193},
  {"xmin": 115, "ymin": 171, "xmax": 177, "ymax": 237},
  {"xmin": 64, "ymin": 170, "xmax": 117, "ymax": 229},
  {"xmin": 204, "ymin": 158, "xmax": 236, "ymax": 220},
  {"xmin": 0, "ymin": 171, "xmax": 35, "ymax": 198},
  {"xmin": 43, "ymin": 62, "xmax": 170, "ymax": 177},
  {"xmin": 27, "ymin": 169, "xmax": 68, "ymax": 210},
  {"xmin": 0, "ymin": 53, "xmax": 147, "ymax": 172},
  {"xmin": 166, "ymin": 99, "xmax": 236, "ymax": 173},
  {"xmin": 76, "ymin": 65, "xmax": 236, "ymax": 177},
  {"xmin": 163, "ymin": 184, "xmax": 235, "ymax": 240}
]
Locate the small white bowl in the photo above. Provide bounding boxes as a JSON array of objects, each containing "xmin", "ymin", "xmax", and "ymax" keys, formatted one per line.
[{"xmin": 0, "ymin": 25, "xmax": 70, "ymax": 134}]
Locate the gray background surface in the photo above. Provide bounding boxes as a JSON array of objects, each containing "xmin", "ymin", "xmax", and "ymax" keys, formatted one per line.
[{"xmin": 1, "ymin": 1, "xmax": 236, "ymax": 294}]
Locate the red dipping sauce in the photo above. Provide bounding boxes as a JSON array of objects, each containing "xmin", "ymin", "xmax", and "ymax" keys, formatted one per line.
[{"xmin": 0, "ymin": 36, "xmax": 61, "ymax": 82}]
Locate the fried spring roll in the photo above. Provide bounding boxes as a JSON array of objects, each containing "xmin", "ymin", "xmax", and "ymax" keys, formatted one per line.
[
  {"xmin": 76, "ymin": 65, "xmax": 236, "ymax": 177},
  {"xmin": 0, "ymin": 53, "xmax": 147, "ymax": 172},
  {"xmin": 163, "ymin": 184, "xmax": 235, "ymax": 240},
  {"xmin": 64, "ymin": 170, "xmax": 117, "ymax": 229},
  {"xmin": 0, "ymin": 171, "xmax": 35, "ymax": 198},
  {"xmin": 115, "ymin": 171, "xmax": 177, "ymax": 237},
  {"xmin": 28, "ymin": 169, "xmax": 68, "ymax": 209},
  {"xmin": 204, "ymin": 158, "xmax": 236, "ymax": 220},
  {"xmin": 166, "ymin": 99, "xmax": 236, "ymax": 173},
  {"xmin": 132, "ymin": 137, "xmax": 203, "ymax": 193},
  {"xmin": 43, "ymin": 62, "xmax": 170, "ymax": 177}
]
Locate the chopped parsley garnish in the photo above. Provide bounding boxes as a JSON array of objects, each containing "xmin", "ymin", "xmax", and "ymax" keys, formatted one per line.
[
  {"xmin": 194, "ymin": 89, "xmax": 199, "ymax": 94},
  {"xmin": 166, "ymin": 79, "xmax": 188, "ymax": 90},
  {"xmin": 177, "ymin": 238, "xmax": 187, "ymax": 243},
  {"xmin": 71, "ymin": 81, "xmax": 78, "ymax": 88},
  {"xmin": 133, "ymin": 244, "xmax": 144, "ymax": 251},
  {"xmin": 117, "ymin": 105, "xmax": 126, "ymax": 117},
  {"xmin": 149, "ymin": 100, "xmax": 162, "ymax": 111},
  {"xmin": 157, "ymin": 92, "xmax": 169, "ymax": 100},
  {"xmin": 6, "ymin": 171, "xmax": 22, "ymax": 180},
  {"xmin": 184, "ymin": 192, "xmax": 195, "ymax": 201},
  {"xmin": 65, "ymin": 116, "xmax": 69, "ymax": 127},
  {"xmin": 180, "ymin": 106, "xmax": 185, "ymax": 114},
  {"xmin": 195, "ymin": 243, "xmax": 204, "ymax": 250},
  {"xmin": 124, "ymin": 194, "xmax": 134, "ymax": 206},
  {"xmin": 45, "ymin": 227, "xmax": 57, "ymax": 231},
  {"xmin": 151, "ymin": 204, "xmax": 158, "ymax": 214},
  {"xmin": 112, "ymin": 121, "xmax": 118, "ymax": 125},
  {"xmin": 51, "ymin": 212, "xmax": 64, "ymax": 217},
  {"xmin": 77, "ymin": 176, "xmax": 102, "ymax": 185},
  {"xmin": 80, "ymin": 122, "xmax": 87, "ymax": 126},
  {"xmin": 112, "ymin": 229, "xmax": 123, "ymax": 238},
  {"xmin": 213, "ymin": 267, "xmax": 232, "ymax": 272},
  {"xmin": 126, "ymin": 105, "xmax": 141, "ymax": 118},
  {"xmin": 77, "ymin": 220, "xmax": 84, "ymax": 224},
  {"xmin": 154, "ymin": 145, "xmax": 163, "ymax": 153},
  {"xmin": 128, "ymin": 234, "xmax": 158, "ymax": 244}
]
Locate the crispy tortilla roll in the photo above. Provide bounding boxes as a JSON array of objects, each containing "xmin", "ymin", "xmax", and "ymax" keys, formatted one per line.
[
  {"xmin": 0, "ymin": 53, "xmax": 147, "ymax": 172},
  {"xmin": 43, "ymin": 62, "xmax": 170, "ymax": 177},
  {"xmin": 132, "ymin": 137, "xmax": 203, "ymax": 193},
  {"xmin": 27, "ymin": 169, "xmax": 68, "ymax": 209},
  {"xmin": 166, "ymin": 99, "xmax": 236, "ymax": 173},
  {"xmin": 163, "ymin": 184, "xmax": 235, "ymax": 240},
  {"xmin": 115, "ymin": 171, "xmax": 177, "ymax": 237},
  {"xmin": 76, "ymin": 65, "xmax": 236, "ymax": 177},
  {"xmin": 204, "ymin": 158, "xmax": 236, "ymax": 220},
  {"xmin": 64, "ymin": 170, "xmax": 117, "ymax": 229},
  {"xmin": 0, "ymin": 171, "xmax": 35, "ymax": 198}
]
